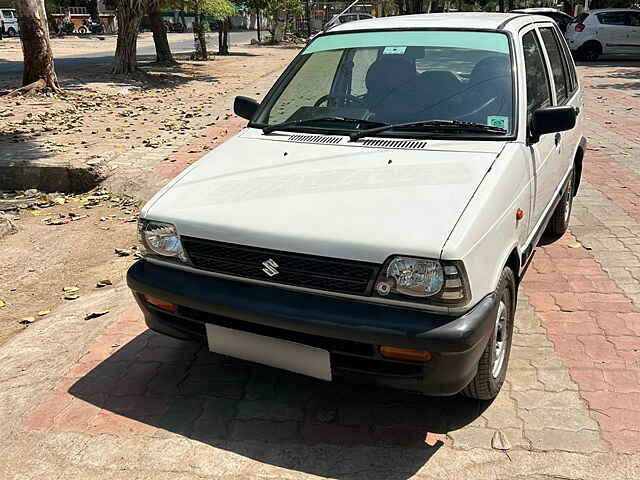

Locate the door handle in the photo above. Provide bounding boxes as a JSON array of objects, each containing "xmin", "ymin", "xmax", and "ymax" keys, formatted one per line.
[{"xmin": 555, "ymin": 133, "xmax": 561, "ymax": 147}]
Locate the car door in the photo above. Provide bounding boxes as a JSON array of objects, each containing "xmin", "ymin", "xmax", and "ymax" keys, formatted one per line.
[
  {"xmin": 628, "ymin": 12, "xmax": 640, "ymax": 53},
  {"xmin": 538, "ymin": 25, "xmax": 579, "ymax": 186},
  {"xmin": 597, "ymin": 11, "xmax": 631, "ymax": 55},
  {"xmin": 521, "ymin": 28, "xmax": 557, "ymax": 228}
]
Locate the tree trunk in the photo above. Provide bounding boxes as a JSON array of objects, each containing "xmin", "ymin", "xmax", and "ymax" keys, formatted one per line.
[
  {"xmin": 219, "ymin": 18, "xmax": 229, "ymax": 55},
  {"xmin": 14, "ymin": 0, "xmax": 60, "ymax": 91},
  {"xmin": 193, "ymin": 11, "xmax": 208, "ymax": 60},
  {"xmin": 112, "ymin": 1, "xmax": 144, "ymax": 74},
  {"xmin": 256, "ymin": 9, "xmax": 261, "ymax": 43},
  {"xmin": 148, "ymin": 1, "xmax": 175, "ymax": 64}
]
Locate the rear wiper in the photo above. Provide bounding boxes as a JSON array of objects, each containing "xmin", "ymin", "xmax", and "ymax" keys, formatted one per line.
[
  {"xmin": 349, "ymin": 119, "xmax": 507, "ymax": 141},
  {"xmin": 262, "ymin": 116, "xmax": 386, "ymax": 135}
]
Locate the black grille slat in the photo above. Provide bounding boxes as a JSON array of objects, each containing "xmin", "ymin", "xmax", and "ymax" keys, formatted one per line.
[{"xmin": 182, "ymin": 237, "xmax": 378, "ymax": 295}]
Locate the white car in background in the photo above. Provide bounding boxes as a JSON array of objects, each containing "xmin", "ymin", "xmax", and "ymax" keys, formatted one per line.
[
  {"xmin": 324, "ymin": 12, "xmax": 374, "ymax": 30},
  {"xmin": 566, "ymin": 8, "xmax": 640, "ymax": 60},
  {"xmin": 0, "ymin": 8, "xmax": 18, "ymax": 37}
]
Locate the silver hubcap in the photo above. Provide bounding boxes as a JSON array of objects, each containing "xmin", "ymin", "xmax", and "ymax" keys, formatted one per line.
[{"xmin": 492, "ymin": 301, "xmax": 508, "ymax": 378}]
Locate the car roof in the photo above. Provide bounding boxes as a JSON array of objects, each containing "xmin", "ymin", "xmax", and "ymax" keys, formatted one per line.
[
  {"xmin": 329, "ymin": 12, "xmax": 548, "ymax": 33},
  {"xmin": 511, "ymin": 8, "xmax": 561, "ymax": 13},
  {"xmin": 588, "ymin": 8, "xmax": 640, "ymax": 13}
]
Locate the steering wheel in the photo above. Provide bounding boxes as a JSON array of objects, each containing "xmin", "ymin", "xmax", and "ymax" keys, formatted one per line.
[{"xmin": 313, "ymin": 94, "xmax": 367, "ymax": 108}]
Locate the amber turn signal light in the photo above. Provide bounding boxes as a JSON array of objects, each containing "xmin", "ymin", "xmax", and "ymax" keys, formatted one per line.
[
  {"xmin": 143, "ymin": 295, "xmax": 177, "ymax": 313},
  {"xmin": 379, "ymin": 346, "xmax": 432, "ymax": 362}
]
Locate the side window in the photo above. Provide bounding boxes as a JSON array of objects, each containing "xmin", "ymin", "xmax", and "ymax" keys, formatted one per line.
[
  {"xmin": 266, "ymin": 50, "xmax": 342, "ymax": 124},
  {"xmin": 350, "ymin": 48, "xmax": 379, "ymax": 96},
  {"xmin": 539, "ymin": 27, "xmax": 569, "ymax": 104},
  {"xmin": 597, "ymin": 13, "xmax": 627, "ymax": 25},
  {"xmin": 627, "ymin": 13, "xmax": 640, "ymax": 27},
  {"xmin": 522, "ymin": 31, "xmax": 552, "ymax": 113}
]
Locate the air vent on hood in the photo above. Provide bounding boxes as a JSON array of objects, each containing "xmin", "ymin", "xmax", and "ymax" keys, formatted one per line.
[
  {"xmin": 361, "ymin": 139, "xmax": 428, "ymax": 149},
  {"xmin": 288, "ymin": 134, "xmax": 343, "ymax": 145}
]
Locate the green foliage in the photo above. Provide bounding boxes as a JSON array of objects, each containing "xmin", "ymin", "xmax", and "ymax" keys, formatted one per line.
[
  {"xmin": 161, "ymin": 0, "xmax": 234, "ymax": 19},
  {"xmin": 262, "ymin": 0, "xmax": 303, "ymax": 18}
]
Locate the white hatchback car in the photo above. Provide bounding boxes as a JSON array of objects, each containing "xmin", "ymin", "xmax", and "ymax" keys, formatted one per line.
[
  {"xmin": 0, "ymin": 8, "xmax": 19, "ymax": 37},
  {"xmin": 128, "ymin": 13, "xmax": 585, "ymax": 400},
  {"xmin": 565, "ymin": 8, "xmax": 640, "ymax": 60}
]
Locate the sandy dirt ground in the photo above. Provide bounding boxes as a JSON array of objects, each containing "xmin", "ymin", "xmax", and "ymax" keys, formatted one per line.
[{"xmin": 0, "ymin": 43, "xmax": 299, "ymax": 345}]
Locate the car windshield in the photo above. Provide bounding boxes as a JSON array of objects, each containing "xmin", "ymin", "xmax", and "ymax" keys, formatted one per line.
[{"xmin": 254, "ymin": 30, "xmax": 514, "ymax": 137}]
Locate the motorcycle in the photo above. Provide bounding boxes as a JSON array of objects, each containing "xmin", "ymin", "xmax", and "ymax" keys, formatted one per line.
[
  {"xmin": 55, "ymin": 20, "xmax": 75, "ymax": 37},
  {"xmin": 78, "ymin": 19, "xmax": 104, "ymax": 35}
]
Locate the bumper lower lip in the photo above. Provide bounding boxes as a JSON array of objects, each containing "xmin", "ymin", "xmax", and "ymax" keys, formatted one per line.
[{"xmin": 127, "ymin": 260, "xmax": 498, "ymax": 395}]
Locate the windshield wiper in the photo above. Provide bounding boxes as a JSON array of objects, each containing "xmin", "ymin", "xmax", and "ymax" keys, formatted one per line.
[
  {"xmin": 348, "ymin": 119, "xmax": 507, "ymax": 141},
  {"xmin": 262, "ymin": 116, "xmax": 386, "ymax": 135}
]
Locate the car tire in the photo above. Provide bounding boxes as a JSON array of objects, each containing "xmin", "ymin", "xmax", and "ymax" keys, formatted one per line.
[
  {"xmin": 7, "ymin": 27, "xmax": 16, "ymax": 37},
  {"xmin": 578, "ymin": 41, "xmax": 601, "ymax": 61},
  {"xmin": 545, "ymin": 169, "xmax": 574, "ymax": 237},
  {"xmin": 461, "ymin": 266, "xmax": 515, "ymax": 400}
]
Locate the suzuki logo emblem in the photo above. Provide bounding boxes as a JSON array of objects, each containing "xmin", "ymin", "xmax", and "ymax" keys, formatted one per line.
[{"xmin": 262, "ymin": 258, "xmax": 279, "ymax": 277}]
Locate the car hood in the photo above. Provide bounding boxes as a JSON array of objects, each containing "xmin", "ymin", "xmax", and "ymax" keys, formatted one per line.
[{"xmin": 143, "ymin": 129, "xmax": 505, "ymax": 263}]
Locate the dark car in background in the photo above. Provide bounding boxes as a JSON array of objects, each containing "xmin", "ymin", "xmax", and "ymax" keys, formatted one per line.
[{"xmin": 511, "ymin": 7, "xmax": 574, "ymax": 33}]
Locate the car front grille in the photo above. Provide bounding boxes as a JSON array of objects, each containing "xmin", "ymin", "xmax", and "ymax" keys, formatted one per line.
[{"xmin": 181, "ymin": 236, "xmax": 379, "ymax": 296}]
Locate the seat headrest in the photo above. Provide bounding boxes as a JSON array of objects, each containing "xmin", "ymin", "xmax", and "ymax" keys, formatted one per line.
[
  {"xmin": 470, "ymin": 56, "xmax": 510, "ymax": 83},
  {"xmin": 365, "ymin": 55, "xmax": 416, "ymax": 94}
]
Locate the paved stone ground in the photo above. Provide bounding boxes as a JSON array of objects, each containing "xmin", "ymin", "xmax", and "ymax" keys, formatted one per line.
[{"xmin": 2, "ymin": 61, "xmax": 640, "ymax": 479}]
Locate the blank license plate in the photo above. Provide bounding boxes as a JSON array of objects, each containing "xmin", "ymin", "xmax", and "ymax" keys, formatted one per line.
[{"xmin": 206, "ymin": 324, "xmax": 332, "ymax": 381}]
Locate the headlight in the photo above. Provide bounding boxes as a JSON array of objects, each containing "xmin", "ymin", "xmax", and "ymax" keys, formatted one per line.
[
  {"xmin": 374, "ymin": 256, "xmax": 469, "ymax": 305},
  {"xmin": 138, "ymin": 219, "xmax": 188, "ymax": 262}
]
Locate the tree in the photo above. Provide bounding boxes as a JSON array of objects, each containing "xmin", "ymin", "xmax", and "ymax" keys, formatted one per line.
[
  {"xmin": 185, "ymin": 0, "xmax": 234, "ymax": 60},
  {"xmin": 148, "ymin": 0, "xmax": 176, "ymax": 64},
  {"xmin": 112, "ymin": 0, "xmax": 146, "ymax": 74},
  {"xmin": 263, "ymin": 0, "xmax": 301, "ymax": 43},
  {"xmin": 13, "ymin": 0, "xmax": 60, "ymax": 94}
]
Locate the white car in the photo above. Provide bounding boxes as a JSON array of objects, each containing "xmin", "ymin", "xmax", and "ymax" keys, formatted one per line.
[
  {"xmin": 565, "ymin": 8, "xmax": 640, "ymax": 60},
  {"xmin": 128, "ymin": 13, "xmax": 585, "ymax": 400},
  {"xmin": 0, "ymin": 8, "xmax": 19, "ymax": 37}
]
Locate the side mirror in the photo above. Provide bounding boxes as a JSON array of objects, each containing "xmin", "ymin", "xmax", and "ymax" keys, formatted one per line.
[
  {"xmin": 234, "ymin": 96, "xmax": 259, "ymax": 121},
  {"xmin": 529, "ymin": 106, "xmax": 577, "ymax": 144}
]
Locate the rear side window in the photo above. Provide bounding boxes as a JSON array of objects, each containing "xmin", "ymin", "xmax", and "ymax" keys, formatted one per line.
[
  {"xmin": 522, "ymin": 31, "xmax": 552, "ymax": 113},
  {"xmin": 574, "ymin": 12, "xmax": 589, "ymax": 24},
  {"xmin": 539, "ymin": 27, "xmax": 569, "ymax": 104},
  {"xmin": 629, "ymin": 13, "xmax": 640, "ymax": 26},
  {"xmin": 597, "ymin": 12, "xmax": 627, "ymax": 25}
]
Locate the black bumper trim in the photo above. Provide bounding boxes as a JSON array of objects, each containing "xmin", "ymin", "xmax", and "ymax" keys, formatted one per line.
[{"xmin": 127, "ymin": 260, "xmax": 497, "ymax": 353}]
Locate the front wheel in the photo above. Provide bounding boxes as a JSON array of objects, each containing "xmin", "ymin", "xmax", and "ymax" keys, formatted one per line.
[
  {"xmin": 7, "ymin": 27, "xmax": 17, "ymax": 37},
  {"xmin": 462, "ymin": 266, "xmax": 515, "ymax": 400}
]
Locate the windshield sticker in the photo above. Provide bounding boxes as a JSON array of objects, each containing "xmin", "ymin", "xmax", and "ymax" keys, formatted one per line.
[
  {"xmin": 383, "ymin": 46, "xmax": 407, "ymax": 55},
  {"xmin": 487, "ymin": 116, "xmax": 509, "ymax": 130}
]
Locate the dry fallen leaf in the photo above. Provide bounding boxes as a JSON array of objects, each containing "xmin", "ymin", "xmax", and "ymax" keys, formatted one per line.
[
  {"xmin": 19, "ymin": 317, "xmax": 35, "ymax": 325},
  {"xmin": 64, "ymin": 294, "xmax": 80, "ymax": 300},
  {"xmin": 84, "ymin": 310, "xmax": 110, "ymax": 320},
  {"xmin": 492, "ymin": 430, "xmax": 512, "ymax": 451},
  {"xmin": 567, "ymin": 241, "xmax": 582, "ymax": 249},
  {"xmin": 63, "ymin": 286, "xmax": 80, "ymax": 293},
  {"xmin": 37, "ymin": 310, "xmax": 50, "ymax": 316},
  {"xmin": 424, "ymin": 432, "xmax": 446, "ymax": 446},
  {"xmin": 0, "ymin": 300, "xmax": 6, "ymax": 308},
  {"xmin": 114, "ymin": 248, "xmax": 131, "ymax": 256}
]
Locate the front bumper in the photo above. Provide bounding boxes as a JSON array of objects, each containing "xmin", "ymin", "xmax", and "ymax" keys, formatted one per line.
[{"xmin": 127, "ymin": 260, "xmax": 498, "ymax": 396}]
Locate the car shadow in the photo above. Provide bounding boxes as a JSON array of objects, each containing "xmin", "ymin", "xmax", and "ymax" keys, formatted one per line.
[{"xmin": 69, "ymin": 329, "xmax": 491, "ymax": 479}]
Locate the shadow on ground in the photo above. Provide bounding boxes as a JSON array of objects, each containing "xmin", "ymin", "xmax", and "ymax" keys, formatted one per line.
[
  {"xmin": 69, "ymin": 329, "xmax": 490, "ymax": 480},
  {"xmin": 576, "ymin": 59, "xmax": 640, "ymax": 91}
]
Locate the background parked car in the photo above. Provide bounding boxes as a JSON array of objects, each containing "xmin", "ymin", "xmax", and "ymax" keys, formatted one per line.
[
  {"xmin": 324, "ymin": 12, "xmax": 374, "ymax": 30},
  {"xmin": 0, "ymin": 8, "xmax": 19, "ymax": 37},
  {"xmin": 565, "ymin": 8, "xmax": 640, "ymax": 61},
  {"xmin": 511, "ymin": 7, "xmax": 574, "ymax": 33}
]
